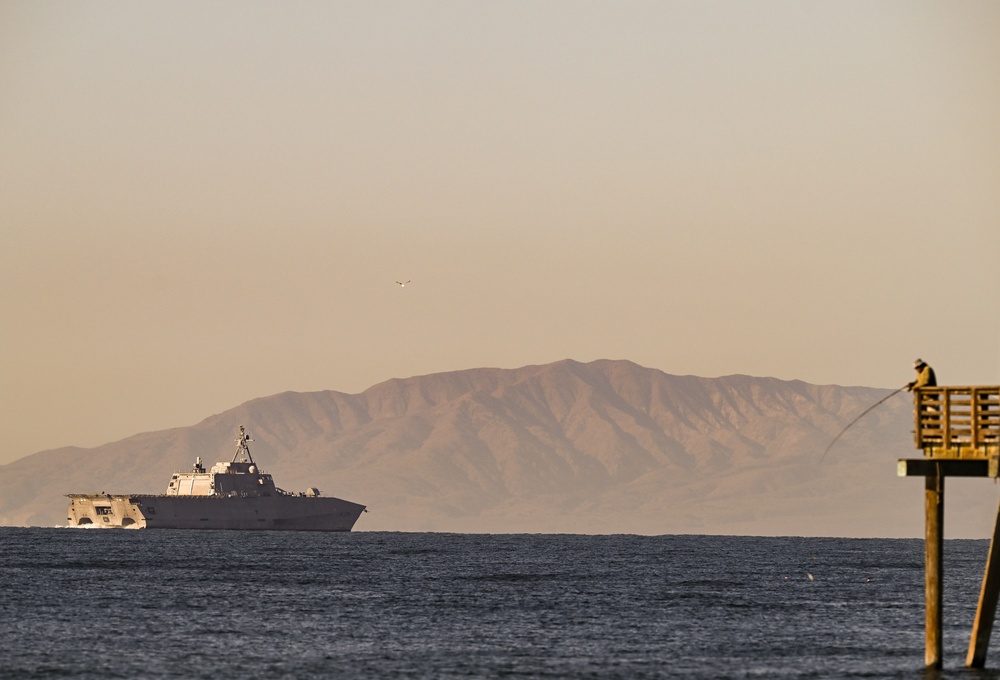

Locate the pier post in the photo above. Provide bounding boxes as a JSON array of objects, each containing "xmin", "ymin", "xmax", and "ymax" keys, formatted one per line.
[
  {"xmin": 966, "ymin": 497, "xmax": 1000, "ymax": 668},
  {"xmin": 925, "ymin": 468, "xmax": 943, "ymax": 670}
]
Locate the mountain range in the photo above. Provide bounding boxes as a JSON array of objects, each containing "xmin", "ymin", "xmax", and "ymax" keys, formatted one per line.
[{"xmin": 2, "ymin": 359, "xmax": 997, "ymax": 537}]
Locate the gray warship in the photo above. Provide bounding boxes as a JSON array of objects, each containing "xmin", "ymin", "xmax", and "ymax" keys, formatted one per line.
[{"xmin": 67, "ymin": 426, "xmax": 366, "ymax": 531}]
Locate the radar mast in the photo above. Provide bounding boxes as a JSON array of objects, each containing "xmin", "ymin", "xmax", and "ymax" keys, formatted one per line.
[{"xmin": 232, "ymin": 425, "xmax": 256, "ymax": 466}]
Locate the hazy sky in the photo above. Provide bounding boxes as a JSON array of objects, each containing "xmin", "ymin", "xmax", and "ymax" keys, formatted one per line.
[{"xmin": 2, "ymin": 1, "xmax": 998, "ymax": 464}]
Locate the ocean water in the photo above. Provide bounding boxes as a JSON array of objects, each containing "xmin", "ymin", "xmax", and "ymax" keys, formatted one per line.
[{"xmin": 0, "ymin": 530, "xmax": 998, "ymax": 679}]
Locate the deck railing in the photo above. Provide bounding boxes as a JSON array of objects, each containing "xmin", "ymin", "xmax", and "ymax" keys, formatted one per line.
[{"xmin": 914, "ymin": 386, "xmax": 1000, "ymax": 455}]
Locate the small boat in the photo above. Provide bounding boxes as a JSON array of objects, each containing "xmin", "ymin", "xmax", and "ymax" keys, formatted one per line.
[{"xmin": 66, "ymin": 426, "xmax": 366, "ymax": 531}]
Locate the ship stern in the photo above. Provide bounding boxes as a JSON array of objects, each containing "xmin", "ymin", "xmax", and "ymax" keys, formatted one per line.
[{"xmin": 66, "ymin": 495, "xmax": 148, "ymax": 529}]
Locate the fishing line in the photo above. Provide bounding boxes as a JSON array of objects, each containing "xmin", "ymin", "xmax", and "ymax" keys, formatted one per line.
[{"xmin": 819, "ymin": 385, "xmax": 908, "ymax": 463}]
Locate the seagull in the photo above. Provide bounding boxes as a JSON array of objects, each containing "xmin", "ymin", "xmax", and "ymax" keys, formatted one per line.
[{"xmin": 396, "ymin": 280, "xmax": 411, "ymax": 287}]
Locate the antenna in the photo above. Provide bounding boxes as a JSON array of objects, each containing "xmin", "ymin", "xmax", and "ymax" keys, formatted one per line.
[{"xmin": 232, "ymin": 425, "xmax": 256, "ymax": 465}]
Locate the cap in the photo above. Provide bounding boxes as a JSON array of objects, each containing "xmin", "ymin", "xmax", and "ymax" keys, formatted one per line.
[{"xmin": 914, "ymin": 358, "xmax": 924, "ymax": 368}]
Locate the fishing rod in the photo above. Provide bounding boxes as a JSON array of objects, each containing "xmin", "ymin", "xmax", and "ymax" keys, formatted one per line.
[{"xmin": 819, "ymin": 385, "xmax": 908, "ymax": 463}]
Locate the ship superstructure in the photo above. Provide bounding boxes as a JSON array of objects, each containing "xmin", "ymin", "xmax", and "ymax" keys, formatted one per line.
[{"xmin": 67, "ymin": 426, "xmax": 365, "ymax": 531}]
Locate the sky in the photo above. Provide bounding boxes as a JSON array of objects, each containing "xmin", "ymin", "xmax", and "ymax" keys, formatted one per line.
[{"xmin": 1, "ymin": 1, "xmax": 999, "ymax": 465}]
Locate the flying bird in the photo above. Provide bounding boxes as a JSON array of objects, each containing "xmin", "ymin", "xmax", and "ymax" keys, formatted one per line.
[{"xmin": 396, "ymin": 280, "xmax": 411, "ymax": 287}]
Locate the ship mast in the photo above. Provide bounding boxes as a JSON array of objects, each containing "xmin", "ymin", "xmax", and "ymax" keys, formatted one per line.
[{"xmin": 232, "ymin": 425, "xmax": 256, "ymax": 465}]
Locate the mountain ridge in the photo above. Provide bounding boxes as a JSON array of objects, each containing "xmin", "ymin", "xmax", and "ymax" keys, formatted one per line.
[{"xmin": 2, "ymin": 359, "xmax": 996, "ymax": 537}]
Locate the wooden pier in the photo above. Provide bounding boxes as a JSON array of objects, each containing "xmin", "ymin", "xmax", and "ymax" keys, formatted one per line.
[{"xmin": 898, "ymin": 386, "xmax": 1000, "ymax": 669}]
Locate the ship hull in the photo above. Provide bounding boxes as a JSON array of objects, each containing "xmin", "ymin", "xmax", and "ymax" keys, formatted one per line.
[{"xmin": 67, "ymin": 494, "xmax": 365, "ymax": 531}]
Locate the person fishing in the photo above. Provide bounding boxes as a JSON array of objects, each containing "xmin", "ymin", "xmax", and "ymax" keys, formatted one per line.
[
  {"xmin": 906, "ymin": 358, "xmax": 939, "ymax": 432},
  {"xmin": 906, "ymin": 358, "xmax": 936, "ymax": 392},
  {"xmin": 821, "ymin": 358, "xmax": 937, "ymax": 462}
]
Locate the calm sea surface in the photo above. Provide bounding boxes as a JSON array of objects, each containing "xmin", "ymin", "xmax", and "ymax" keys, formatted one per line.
[{"xmin": 1, "ymin": 529, "xmax": 998, "ymax": 679}]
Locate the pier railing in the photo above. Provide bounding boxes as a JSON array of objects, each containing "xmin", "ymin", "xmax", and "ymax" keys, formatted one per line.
[{"xmin": 914, "ymin": 386, "xmax": 1000, "ymax": 456}]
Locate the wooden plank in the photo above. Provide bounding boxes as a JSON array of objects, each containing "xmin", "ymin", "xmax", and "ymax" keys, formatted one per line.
[
  {"xmin": 966, "ymin": 496, "xmax": 1000, "ymax": 668},
  {"xmin": 898, "ymin": 459, "xmax": 990, "ymax": 477},
  {"xmin": 944, "ymin": 391, "xmax": 953, "ymax": 448}
]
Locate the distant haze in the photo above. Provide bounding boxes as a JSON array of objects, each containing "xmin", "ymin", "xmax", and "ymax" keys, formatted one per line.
[
  {"xmin": 1, "ymin": 2, "xmax": 998, "ymax": 466},
  {"xmin": 4, "ymin": 360, "xmax": 999, "ymax": 538}
]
